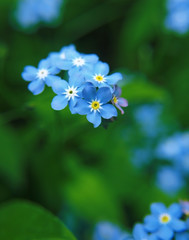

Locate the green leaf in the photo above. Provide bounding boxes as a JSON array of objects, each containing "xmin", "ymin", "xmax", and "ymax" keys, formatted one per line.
[{"xmin": 0, "ymin": 200, "xmax": 76, "ymax": 240}]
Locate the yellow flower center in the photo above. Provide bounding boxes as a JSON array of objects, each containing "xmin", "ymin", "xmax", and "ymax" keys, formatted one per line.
[
  {"xmin": 159, "ymin": 214, "xmax": 171, "ymax": 224},
  {"xmin": 91, "ymin": 101, "xmax": 100, "ymax": 110},
  {"xmin": 113, "ymin": 96, "xmax": 118, "ymax": 104},
  {"xmin": 95, "ymin": 75, "xmax": 104, "ymax": 82}
]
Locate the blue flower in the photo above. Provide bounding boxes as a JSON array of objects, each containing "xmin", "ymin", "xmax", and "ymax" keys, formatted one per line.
[
  {"xmin": 55, "ymin": 49, "xmax": 99, "ymax": 76},
  {"xmin": 84, "ymin": 61, "xmax": 123, "ymax": 89},
  {"xmin": 133, "ymin": 224, "xmax": 158, "ymax": 240},
  {"xmin": 51, "ymin": 74, "xmax": 83, "ymax": 114},
  {"xmin": 22, "ymin": 59, "xmax": 60, "ymax": 95},
  {"xmin": 48, "ymin": 44, "xmax": 76, "ymax": 69},
  {"xmin": 144, "ymin": 203, "xmax": 187, "ymax": 240},
  {"xmin": 165, "ymin": 0, "xmax": 189, "ymax": 34},
  {"xmin": 93, "ymin": 222, "xmax": 128, "ymax": 240},
  {"xmin": 156, "ymin": 167, "xmax": 184, "ymax": 195},
  {"xmin": 180, "ymin": 200, "xmax": 189, "ymax": 216},
  {"xmin": 15, "ymin": 0, "xmax": 64, "ymax": 28},
  {"xmin": 75, "ymin": 84, "xmax": 117, "ymax": 128}
]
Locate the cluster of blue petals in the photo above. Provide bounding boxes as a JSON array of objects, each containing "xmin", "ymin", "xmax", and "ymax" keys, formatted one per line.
[
  {"xmin": 22, "ymin": 44, "xmax": 128, "ymax": 128},
  {"xmin": 165, "ymin": 0, "xmax": 189, "ymax": 34},
  {"xmin": 15, "ymin": 0, "xmax": 63, "ymax": 28},
  {"xmin": 93, "ymin": 202, "xmax": 189, "ymax": 240}
]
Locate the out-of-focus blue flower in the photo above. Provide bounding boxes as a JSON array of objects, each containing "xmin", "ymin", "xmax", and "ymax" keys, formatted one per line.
[
  {"xmin": 75, "ymin": 83, "xmax": 117, "ymax": 128},
  {"xmin": 133, "ymin": 224, "xmax": 158, "ymax": 240},
  {"xmin": 93, "ymin": 222, "xmax": 128, "ymax": 240},
  {"xmin": 21, "ymin": 59, "xmax": 60, "ymax": 95},
  {"xmin": 156, "ymin": 166, "xmax": 184, "ymax": 195},
  {"xmin": 15, "ymin": 0, "xmax": 63, "ymax": 28},
  {"xmin": 134, "ymin": 104, "xmax": 163, "ymax": 138},
  {"xmin": 112, "ymin": 85, "xmax": 128, "ymax": 114},
  {"xmin": 156, "ymin": 132, "xmax": 189, "ymax": 173},
  {"xmin": 165, "ymin": 0, "xmax": 189, "ymax": 34},
  {"xmin": 51, "ymin": 75, "xmax": 84, "ymax": 114},
  {"xmin": 55, "ymin": 49, "xmax": 99, "ymax": 76},
  {"xmin": 144, "ymin": 203, "xmax": 187, "ymax": 240},
  {"xmin": 84, "ymin": 61, "xmax": 122, "ymax": 89}
]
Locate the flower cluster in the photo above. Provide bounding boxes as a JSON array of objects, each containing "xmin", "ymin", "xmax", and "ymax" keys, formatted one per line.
[
  {"xmin": 93, "ymin": 202, "xmax": 189, "ymax": 240},
  {"xmin": 22, "ymin": 45, "xmax": 128, "ymax": 128},
  {"xmin": 165, "ymin": 0, "xmax": 189, "ymax": 34},
  {"xmin": 14, "ymin": 0, "xmax": 64, "ymax": 29}
]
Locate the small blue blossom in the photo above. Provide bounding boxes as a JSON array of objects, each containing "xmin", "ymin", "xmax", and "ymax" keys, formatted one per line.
[
  {"xmin": 55, "ymin": 49, "xmax": 99, "ymax": 76},
  {"xmin": 156, "ymin": 166, "xmax": 184, "ymax": 195},
  {"xmin": 180, "ymin": 200, "xmax": 189, "ymax": 216},
  {"xmin": 22, "ymin": 59, "xmax": 60, "ymax": 95},
  {"xmin": 51, "ymin": 75, "xmax": 84, "ymax": 114},
  {"xmin": 15, "ymin": 0, "xmax": 64, "ymax": 29},
  {"xmin": 75, "ymin": 84, "xmax": 117, "ymax": 128},
  {"xmin": 84, "ymin": 61, "xmax": 123, "ymax": 89},
  {"xmin": 133, "ymin": 224, "xmax": 158, "ymax": 240},
  {"xmin": 144, "ymin": 203, "xmax": 187, "ymax": 240},
  {"xmin": 165, "ymin": 0, "xmax": 189, "ymax": 34},
  {"xmin": 93, "ymin": 222, "xmax": 128, "ymax": 240}
]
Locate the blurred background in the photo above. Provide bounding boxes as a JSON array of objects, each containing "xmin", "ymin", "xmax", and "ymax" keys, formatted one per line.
[{"xmin": 0, "ymin": 0, "xmax": 189, "ymax": 239}]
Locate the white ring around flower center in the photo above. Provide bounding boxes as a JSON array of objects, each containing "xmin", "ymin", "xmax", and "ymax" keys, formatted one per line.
[
  {"xmin": 159, "ymin": 213, "xmax": 171, "ymax": 224},
  {"xmin": 89, "ymin": 99, "xmax": 102, "ymax": 112},
  {"xmin": 93, "ymin": 74, "xmax": 106, "ymax": 83},
  {"xmin": 72, "ymin": 57, "xmax": 85, "ymax": 67},
  {"xmin": 37, "ymin": 69, "xmax": 49, "ymax": 80},
  {"xmin": 64, "ymin": 86, "xmax": 78, "ymax": 100}
]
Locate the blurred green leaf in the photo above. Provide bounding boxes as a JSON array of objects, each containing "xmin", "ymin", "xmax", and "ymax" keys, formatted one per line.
[{"xmin": 0, "ymin": 200, "xmax": 75, "ymax": 240}]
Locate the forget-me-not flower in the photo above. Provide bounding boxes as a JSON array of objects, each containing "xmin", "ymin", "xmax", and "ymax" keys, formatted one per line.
[
  {"xmin": 51, "ymin": 74, "xmax": 84, "ymax": 114},
  {"xmin": 111, "ymin": 85, "xmax": 128, "ymax": 114},
  {"xmin": 84, "ymin": 61, "xmax": 123, "ymax": 89},
  {"xmin": 56, "ymin": 49, "xmax": 99, "ymax": 76},
  {"xmin": 22, "ymin": 58, "xmax": 60, "ymax": 95},
  {"xmin": 144, "ymin": 203, "xmax": 187, "ymax": 240},
  {"xmin": 133, "ymin": 224, "xmax": 158, "ymax": 240},
  {"xmin": 75, "ymin": 83, "xmax": 117, "ymax": 128}
]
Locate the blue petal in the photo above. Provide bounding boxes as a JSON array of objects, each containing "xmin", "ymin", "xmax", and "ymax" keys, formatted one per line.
[
  {"xmin": 74, "ymin": 99, "xmax": 90, "ymax": 115},
  {"xmin": 151, "ymin": 203, "xmax": 167, "ymax": 216},
  {"xmin": 22, "ymin": 66, "xmax": 37, "ymax": 81},
  {"xmin": 51, "ymin": 95, "xmax": 68, "ymax": 110},
  {"xmin": 82, "ymin": 85, "xmax": 96, "ymax": 101},
  {"xmin": 133, "ymin": 224, "xmax": 148, "ymax": 239},
  {"xmin": 86, "ymin": 111, "xmax": 101, "ymax": 128},
  {"xmin": 45, "ymin": 75, "xmax": 61, "ymax": 87},
  {"xmin": 175, "ymin": 232, "xmax": 189, "ymax": 240},
  {"xmin": 157, "ymin": 226, "xmax": 173, "ymax": 240},
  {"xmin": 97, "ymin": 87, "xmax": 112, "ymax": 104},
  {"xmin": 144, "ymin": 215, "xmax": 159, "ymax": 232},
  {"xmin": 84, "ymin": 54, "xmax": 99, "ymax": 63},
  {"xmin": 94, "ymin": 61, "xmax": 109, "ymax": 76},
  {"xmin": 69, "ymin": 97, "xmax": 79, "ymax": 114},
  {"xmin": 49, "ymin": 66, "xmax": 60, "ymax": 75},
  {"xmin": 56, "ymin": 59, "xmax": 73, "ymax": 70},
  {"xmin": 168, "ymin": 203, "xmax": 182, "ymax": 218},
  {"xmin": 28, "ymin": 80, "xmax": 45, "ymax": 95},
  {"xmin": 106, "ymin": 72, "xmax": 123, "ymax": 85},
  {"xmin": 68, "ymin": 72, "xmax": 85, "ymax": 87},
  {"xmin": 100, "ymin": 104, "xmax": 117, "ymax": 119},
  {"xmin": 170, "ymin": 219, "xmax": 187, "ymax": 232},
  {"xmin": 38, "ymin": 59, "xmax": 50, "ymax": 69},
  {"xmin": 52, "ymin": 80, "xmax": 69, "ymax": 94}
]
